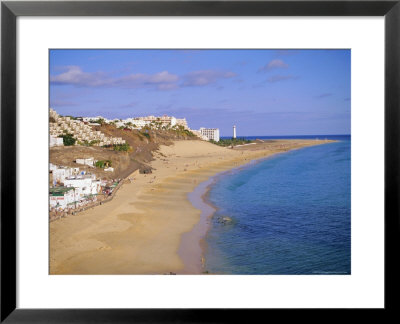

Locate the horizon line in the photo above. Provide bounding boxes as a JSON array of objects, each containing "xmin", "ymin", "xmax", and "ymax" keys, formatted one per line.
[{"xmin": 220, "ymin": 134, "xmax": 351, "ymax": 137}]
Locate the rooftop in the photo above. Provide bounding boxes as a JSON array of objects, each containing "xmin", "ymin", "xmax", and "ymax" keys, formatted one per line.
[{"xmin": 50, "ymin": 187, "xmax": 74, "ymax": 196}]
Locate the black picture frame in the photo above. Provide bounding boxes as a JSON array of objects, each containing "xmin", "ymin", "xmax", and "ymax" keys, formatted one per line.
[{"xmin": 1, "ymin": 0, "xmax": 399, "ymax": 322}]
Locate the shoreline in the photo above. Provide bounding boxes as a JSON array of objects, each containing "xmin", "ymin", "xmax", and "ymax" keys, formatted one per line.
[
  {"xmin": 178, "ymin": 177, "xmax": 216, "ymax": 274},
  {"xmin": 50, "ymin": 139, "xmax": 336, "ymax": 274},
  {"xmin": 178, "ymin": 152, "xmax": 273, "ymax": 274},
  {"xmin": 178, "ymin": 143, "xmax": 331, "ymax": 274}
]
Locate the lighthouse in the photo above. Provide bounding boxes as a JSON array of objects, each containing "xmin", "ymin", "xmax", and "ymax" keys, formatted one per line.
[{"xmin": 233, "ymin": 125, "xmax": 236, "ymax": 139}]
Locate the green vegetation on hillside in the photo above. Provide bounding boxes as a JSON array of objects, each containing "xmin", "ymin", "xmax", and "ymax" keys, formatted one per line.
[
  {"xmin": 172, "ymin": 125, "xmax": 196, "ymax": 137},
  {"xmin": 141, "ymin": 131, "xmax": 151, "ymax": 140},
  {"xmin": 78, "ymin": 139, "xmax": 100, "ymax": 146},
  {"xmin": 59, "ymin": 133, "xmax": 76, "ymax": 146},
  {"xmin": 94, "ymin": 118, "xmax": 106, "ymax": 125},
  {"xmin": 95, "ymin": 160, "xmax": 112, "ymax": 168},
  {"xmin": 209, "ymin": 138, "xmax": 252, "ymax": 147},
  {"xmin": 102, "ymin": 143, "xmax": 131, "ymax": 152},
  {"xmin": 112, "ymin": 143, "xmax": 131, "ymax": 152},
  {"xmin": 141, "ymin": 123, "xmax": 196, "ymax": 138}
]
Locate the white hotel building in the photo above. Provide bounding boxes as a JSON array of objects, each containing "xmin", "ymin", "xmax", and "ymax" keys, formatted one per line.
[{"xmin": 199, "ymin": 128, "xmax": 220, "ymax": 142}]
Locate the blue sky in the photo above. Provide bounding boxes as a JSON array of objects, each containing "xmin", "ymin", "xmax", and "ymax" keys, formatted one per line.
[{"xmin": 50, "ymin": 49, "xmax": 350, "ymax": 136}]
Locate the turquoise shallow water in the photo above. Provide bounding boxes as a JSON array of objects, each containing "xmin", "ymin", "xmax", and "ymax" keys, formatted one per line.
[{"xmin": 204, "ymin": 136, "xmax": 351, "ymax": 274}]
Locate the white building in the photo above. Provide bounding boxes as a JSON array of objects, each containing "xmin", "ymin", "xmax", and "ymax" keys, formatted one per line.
[
  {"xmin": 233, "ymin": 125, "xmax": 237, "ymax": 139},
  {"xmin": 52, "ymin": 166, "xmax": 82, "ymax": 184},
  {"xmin": 115, "ymin": 121, "xmax": 125, "ymax": 128},
  {"xmin": 49, "ymin": 163, "xmax": 57, "ymax": 172},
  {"xmin": 53, "ymin": 167, "xmax": 73, "ymax": 184},
  {"xmin": 175, "ymin": 118, "xmax": 188, "ymax": 129},
  {"xmin": 50, "ymin": 109, "xmax": 125, "ymax": 146},
  {"xmin": 199, "ymin": 128, "xmax": 220, "ymax": 142},
  {"xmin": 190, "ymin": 129, "xmax": 208, "ymax": 141},
  {"xmin": 131, "ymin": 119, "xmax": 149, "ymax": 129},
  {"xmin": 49, "ymin": 187, "xmax": 76, "ymax": 209},
  {"xmin": 82, "ymin": 116, "xmax": 104, "ymax": 123},
  {"xmin": 133, "ymin": 115, "xmax": 188, "ymax": 129},
  {"xmin": 64, "ymin": 175, "xmax": 101, "ymax": 199},
  {"xmin": 76, "ymin": 157, "xmax": 95, "ymax": 167},
  {"xmin": 50, "ymin": 135, "xmax": 64, "ymax": 147}
]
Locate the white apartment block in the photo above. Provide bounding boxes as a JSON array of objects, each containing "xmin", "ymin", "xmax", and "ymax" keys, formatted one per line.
[
  {"xmin": 50, "ymin": 135, "xmax": 64, "ymax": 147},
  {"xmin": 175, "ymin": 118, "xmax": 188, "ymax": 129},
  {"xmin": 49, "ymin": 108, "xmax": 126, "ymax": 146},
  {"xmin": 131, "ymin": 119, "xmax": 148, "ymax": 129},
  {"xmin": 199, "ymin": 128, "xmax": 220, "ymax": 142},
  {"xmin": 116, "ymin": 118, "xmax": 149, "ymax": 129},
  {"xmin": 50, "ymin": 109, "xmax": 192, "ymax": 144},
  {"xmin": 134, "ymin": 115, "xmax": 188, "ymax": 129},
  {"xmin": 81, "ymin": 116, "xmax": 105, "ymax": 123},
  {"xmin": 190, "ymin": 130, "xmax": 209, "ymax": 141},
  {"xmin": 77, "ymin": 114, "xmax": 189, "ymax": 131}
]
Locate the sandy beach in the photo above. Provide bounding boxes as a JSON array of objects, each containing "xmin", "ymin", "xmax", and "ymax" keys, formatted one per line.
[{"xmin": 50, "ymin": 139, "xmax": 334, "ymax": 274}]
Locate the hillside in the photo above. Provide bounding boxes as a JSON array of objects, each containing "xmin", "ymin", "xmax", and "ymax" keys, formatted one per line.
[{"xmin": 50, "ymin": 126, "xmax": 199, "ymax": 180}]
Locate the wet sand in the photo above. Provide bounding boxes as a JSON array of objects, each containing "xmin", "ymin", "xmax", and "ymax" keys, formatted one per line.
[{"xmin": 50, "ymin": 139, "xmax": 334, "ymax": 274}]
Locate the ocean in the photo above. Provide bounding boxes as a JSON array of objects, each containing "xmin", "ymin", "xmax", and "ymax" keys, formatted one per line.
[{"xmin": 204, "ymin": 135, "xmax": 351, "ymax": 274}]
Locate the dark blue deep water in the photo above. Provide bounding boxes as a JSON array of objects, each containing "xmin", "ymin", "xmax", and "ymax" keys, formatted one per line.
[{"xmin": 204, "ymin": 135, "xmax": 351, "ymax": 274}]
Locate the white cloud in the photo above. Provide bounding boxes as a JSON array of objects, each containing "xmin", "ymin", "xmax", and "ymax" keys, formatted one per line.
[
  {"xmin": 259, "ymin": 59, "xmax": 289, "ymax": 72},
  {"xmin": 51, "ymin": 66, "xmax": 179, "ymax": 90},
  {"xmin": 51, "ymin": 66, "xmax": 237, "ymax": 90}
]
